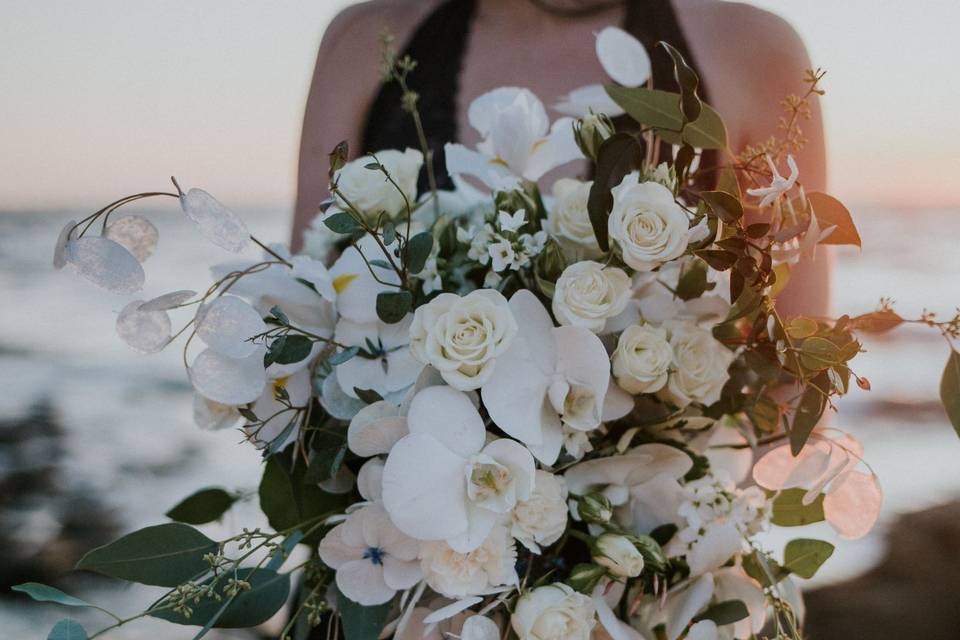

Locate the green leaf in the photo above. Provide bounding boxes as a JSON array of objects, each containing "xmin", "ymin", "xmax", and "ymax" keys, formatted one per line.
[
  {"xmin": 940, "ymin": 349, "xmax": 960, "ymax": 438},
  {"xmin": 375, "ymin": 290, "xmax": 413, "ymax": 323},
  {"xmin": 700, "ymin": 190, "xmax": 743, "ymax": 224},
  {"xmin": 353, "ymin": 387, "xmax": 384, "ymax": 404},
  {"xmin": 659, "ymin": 41, "xmax": 702, "ymax": 123},
  {"xmin": 328, "ymin": 345, "xmax": 360, "ymax": 366},
  {"xmin": 406, "ymin": 231, "xmax": 434, "ymax": 274},
  {"xmin": 675, "ymin": 259, "xmax": 712, "ymax": 301},
  {"xmin": 587, "ymin": 133, "xmax": 644, "ymax": 252},
  {"xmin": 771, "ymin": 489, "xmax": 826, "ymax": 526},
  {"xmin": 12, "ymin": 583, "xmax": 94, "ymax": 609},
  {"xmin": 742, "ymin": 551, "xmax": 790, "ymax": 587},
  {"xmin": 717, "ymin": 164, "xmax": 741, "ymax": 200},
  {"xmin": 789, "ymin": 377, "xmax": 828, "ymax": 454},
  {"xmin": 724, "ymin": 284, "xmax": 763, "ymax": 323},
  {"xmin": 305, "ymin": 429, "xmax": 349, "ymax": 484},
  {"xmin": 695, "ymin": 249, "xmax": 737, "ymax": 271},
  {"xmin": 338, "ymin": 588, "xmax": 392, "ymax": 640},
  {"xmin": 785, "ymin": 317, "xmax": 819, "ymax": 339},
  {"xmin": 693, "ymin": 600, "xmax": 749, "ymax": 626},
  {"xmin": 848, "ymin": 310, "xmax": 903, "ymax": 334},
  {"xmin": 271, "ymin": 335, "xmax": 314, "ymax": 365},
  {"xmin": 75, "ymin": 523, "xmax": 216, "ymax": 587},
  {"xmin": 806, "ymin": 192, "xmax": 861, "ymax": 248},
  {"xmin": 798, "ymin": 336, "xmax": 841, "ymax": 371},
  {"xmin": 605, "ymin": 86, "xmax": 727, "ymax": 149},
  {"xmin": 165, "ymin": 488, "xmax": 237, "ymax": 525},
  {"xmin": 381, "ymin": 222, "xmax": 396, "ymax": 246},
  {"xmin": 323, "ymin": 212, "xmax": 361, "ymax": 234},
  {"xmin": 47, "ymin": 619, "xmax": 88, "ymax": 640},
  {"xmin": 259, "ymin": 452, "xmax": 347, "ymax": 544},
  {"xmin": 151, "ymin": 568, "xmax": 290, "ymax": 629},
  {"xmin": 783, "ymin": 538, "xmax": 835, "ymax": 579}
]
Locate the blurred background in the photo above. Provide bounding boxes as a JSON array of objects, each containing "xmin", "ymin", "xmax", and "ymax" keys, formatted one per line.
[{"xmin": 2, "ymin": 1, "xmax": 959, "ymax": 638}]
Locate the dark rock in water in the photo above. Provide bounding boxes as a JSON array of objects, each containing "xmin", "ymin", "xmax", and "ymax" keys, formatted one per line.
[
  {"xmin": 804, "ymin": 500, "xmax": 960, "ymax": 639},
  {"xmin": 0, "ymin": 401, "xmax": 118, "ymax": 592}
]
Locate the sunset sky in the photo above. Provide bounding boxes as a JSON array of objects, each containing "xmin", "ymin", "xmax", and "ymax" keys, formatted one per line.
[{"xmin": 2, "ymin": 0, "xmax": 958, "ymax": 212}]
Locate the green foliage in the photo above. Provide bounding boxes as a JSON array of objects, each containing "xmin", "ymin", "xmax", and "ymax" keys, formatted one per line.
[
  {"xmin": 940, "ymin": 349, "xmax": 960, "ymax": 438},
  {"xmin": 47, "ymin": 619, "xmax": 88, "ymax": 640},
  {"xmin": 264, "ymin": 334, "xmax": 314, "ymax": 367},
  {"xmin": 305, "ymin": 427, "xmax": 349, "ymax": 484},
  {"xmin": 693, "ymin": 600, "xmax": 749, "ymax": 626},
  {"xmin": 375, "ymin": 290, "xmax": 413, "ymax": 323},
  {"xmin": 353, "ymin": 387, "xmax": 384, "ymax": 404},
  {"xmin": 151, "ymin": 568, "xmax": 290, "ymax": 629},
  {"xmin": 12, "ymin": 583, "xmax": 95, "ymax": 609},
  {"xmin": 700, "ymin": 190, "xmax": 743, "ymax": 224},
  {"xmin": 75, "ymin": 523, "xmax": 217, "ymax": 587},
  {"xmin": 259, "ymin": 451, "xmax": 347, "ymax": 544},
  {"xmin": 328, "ymin": 345, "xmax": 360, "ymax": 365},
  {"xmin": 675, "ymin": 258, "xmax": 714, "ymax": 301},
  {"xmin": 659, "ymin": 41, "xmax": 702, "ymax": 123},
  {"xmin": 849, "ymin": 309, "xmax": 904, "ymax": 333},
  {"xmin": 587, "ymin": 133, "xmax": 644, "ymax": 252},
  {"xmin": 742, "ymin": 551, "xmax": 790, "ymax": 587},
  {"xmin": 328, "ymin": 141, "xmax": 348, "ymax": 178},
  {"xmin": 789, "ymin": 375, "xmax": 828, "ymax": 454},
  {"xmin": 566, "ymin": 563, "xmax": 608, "ymax": 593},
  {"xmin": 323, "ymin": 212, "xmax": 361, "ymax": 234},
  {"xmin": 406, "ymin": 231, "xmax": 434, "ymax": 274},
  {"xmin": 806, "ymin": 192, "xmax": 861, "ymax": 248},
  {"xmin": 771, "ymin": 489, "xmax": 826, "ymax": 526},
  {"xmin": 165, "ymin": 488, "xmax": 237, "ymax": 525},
  {"xmin": 338, "ymin": 588, "xmax": 392, "ymax": 640},
  {"xmin": 605, "ymin": 86, "xmax": 727, "ymax": 149},
  {"xmin": 629, "ymin": 535, "xmax": 668, "ymax": 573},
  {"xmin": 783, "ymin": 538, "xmax": 835, "ymax": 579}
]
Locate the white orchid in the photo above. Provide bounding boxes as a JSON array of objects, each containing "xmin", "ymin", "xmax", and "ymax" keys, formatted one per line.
[
  {"xmin": 334, "ymin": 314, "xmax": 424, "ymax": 400},
  {"xmin": 318, "ymin": 503, "xmax": 422, "ymax": 606},
  {"xmin": 564, "ymin": 443, "xmax": 692, "ymax": 509},
  {"xmin": 481, "ymin": 290, "xmax": 621, "ymax": 465},
  {"xmin": 244, "ymin": 366, "xmax": 312, "ymax": 449},
  {"xmin": 746, "ymin": 155, "xmax": 799, "ymax": 208},
  {"xmin": 381, "ymin": 386, "xmax": 535, "ymax": 552},
  {"xmin": 554, "ymin": 26, "xmax": 651, "ymax": 117},
  {"xmin": 445, "ymin": 88, "xmax": 582, "ymax": 191}
]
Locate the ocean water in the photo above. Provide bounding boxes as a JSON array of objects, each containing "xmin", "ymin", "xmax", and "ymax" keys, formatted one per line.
[{"xmin": 1, "ymin": 204, "xmax": 959, "ymax": 638}]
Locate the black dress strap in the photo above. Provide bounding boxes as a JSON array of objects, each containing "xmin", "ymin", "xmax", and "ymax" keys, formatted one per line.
[{"xmin": 361, "ymin": 0, "xmax": 477, "ymax": 190}]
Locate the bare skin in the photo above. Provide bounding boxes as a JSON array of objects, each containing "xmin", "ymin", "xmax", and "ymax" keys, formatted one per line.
[{"xmin": 292, "ymin": 0, "xmax": 829, "ymax": 319}]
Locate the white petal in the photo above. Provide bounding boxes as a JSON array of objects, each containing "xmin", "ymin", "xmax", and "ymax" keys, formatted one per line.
[
  {"xmin": 422, "ymin": 597, "xmax": 482, "ymax": 625},
  {"xmin": 554, "ymin": 84, "xmax": 626, "ymax": 117},
  {"xmin": 407, "ymin": 386, "xmax": 485, "ymax": 458},
  {"xmin": 337, "ymin": 355, "xmax": 389, "ymax": 399},
  {"xmin": 713, "ymin": 568, "xmax": 766, "ymax": 637},
  {"xmin": 602, "ymin": 380, "xmax": 634, "ymax": 421},
  {"xmin": 318, "ymin": 521, "xmax": 361, "ymax": 569},
  {"xmin": 291, "ymin": 254, "xmax": 335, "ymax": 300},
  {"xmin": 554, "ymin": 325, "xmax": 611, "ymax": 428},
  {"xmin": 526, "ymin": 408, "xmax": 564, "ymax": 465},
  {"xmin": 823, "ymin": 470, "xmax": 882, "ymax": 539},
  {"xmin": 623, "ymin": 444, "xmax": 695, "ymax": 485},
  {"xmin": 448, "ymin": 502, "xmax": 499, "ymax": 553},
  {"xmin": 194, "ymin": 295, "xmax": 266, "ymax": 358},
  {"xmin": 444, "ymin": 143, "xmax": 521, "ymax": 191},
  {"xmin": 64, "ymin": 236, "xmax": 145, "ymax": 294},
  {"xmin": 460, "ymin": 615, "xmax": 500, "ymax": 640},
  {"xmin": 116, "ymin": 300, "xmax": 171, "ymax": 353},
  {"xmin": 666, "ymin": 575, "xmax": 714, "ymax": 640},
  {"xmin": 686, "ymin": 521, "xmax": 742, "ymax": 575},
  {"xmin": 383, "ymin": 556, "xmax": 423, "ymax": 591},
  {"xmin": 180, "ymin": 188, "xmax": 250, "ymax": 253},
  {"xmin": 593, "ymin": 582, "xmax": 643, "ymax": 640},
  {"xmin": 330, "ymin": 243, "xmax": 400, "ymax": 323},
  {"xmin": 468, "ymin": 87, "xmax": 547, "ymax": 138},
  {"xmin": 752, "ymin": 442, "xmax": 832, "ymax": 491},
  {"xmin": 192, "ymin": 394, "xmax": 242, "ymax": 430},
  {"xmin": 53, "ymin": 220, "xmax": 75, "ymax": 269},
  {"xmin": 704, "ymin": 427, "xmax": 753, "ymax": 485},
  {"xmin": 382, "ymin": 433, "xmax": 469, "ymax": 541},
  {"xmin": 104, "ymin": 215, "xmax": 159, "ymax": 262},
  {"xmin": 321, "ymin": 370, "xmax": 366, "ymax": 420},
  {"xmin": 189, "ymin": 348, "xmax": 266, "ymax": 405},
  {"xmin": 524, "ymin": 117, "xmax": 583, "ymax": 182},
  {"xmin": 139, "ymin": 289, "xmax": 197, "ymax": 311},
  {"xmin": 357, "ymin": 458, "xmax": 385, "ymax": 502},
  {"xmin": 482, "ymin": 438, "xmax": 536, "ymax": 500},
  {"xmin": 336, "ymin": 559, "xmax": 394, "ymax": 606},
  {"xmin": 348, "ymin": 401, "xmax": 408, "ymax": 457},
  {"xmin": 510, "ymin": 290, "xmax": 558, "ymax": 375},
  {"xmin": 596, "ymin": 26, "xmax": 651, "ymax": 87},
  {"xmin": 685, "ymin": 621, "xmax": 718, "ymax": 640}
]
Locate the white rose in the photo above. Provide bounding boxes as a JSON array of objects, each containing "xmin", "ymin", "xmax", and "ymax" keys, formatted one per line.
[
  {"xmin": 512, "ymin": 583, "xmax": 596, "ymax": 640},
  {"xmin": 608, "ymin": 178, "xmax": 690, "ymax": 271},
  {"xmin": 552, "ymin": 261, "xmax": 631, "ymax": 333},
  {"xmin": 612, "ymin": 324, "xmax": 672, "ymax": 394},
  {"xmin": 512, "ymin": 470, "xmax": 570, "ymax": 552},
  {"xmin": 546, "ymin": 179, "xmax": 601, "ymax": 257},
  {"xmin": 593, "ymin": 534, "xmax": 645, "ymax": 578},
  {"xmin": 419, "ymin": 525, "xmax": 518, "ymax": 598},
  {"xmin": 409, "ymin": 289, "xmax": 518, "ymax": 390},
  {"xmin": 665, "ymin": 323, "xmax": 735, "ymax": 407},
  {"xmin": 334, "ymin": 148, "xmax": 423, "ymax": 219}
]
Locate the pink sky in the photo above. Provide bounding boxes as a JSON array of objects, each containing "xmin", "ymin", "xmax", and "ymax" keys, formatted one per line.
[{"xmin": 2, "ymin": 1, "xmax": 958, "ymax": 211}]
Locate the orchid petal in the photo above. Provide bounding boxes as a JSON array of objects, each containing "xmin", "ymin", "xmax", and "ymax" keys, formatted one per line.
[
  {"xmin": 526, "ymin": 407, "xmax": 564, "ymax": 465},
  {"xmin": 823, "ymin": 470, "xmax": 882, "ymax": 539},
  {"xmin": 602, "ymin": 380, "xmax": 634, "ymax": 421},
  {"xmin": 592, "ymin": 582, "xmax": 643, "ymax": 640},
  {"xmin": 554, "ymin": 325, "xmax": 611, "ymax": 430},
  {"xmin": 407, "ymin": 386, "xmax": 485, "ymax": 458},
  {"xmin": 460, "ymin": 615, "xmax": 500, "ymax": 640},
  {"xmin": 666, "ymin": 575, "xmax": 714, "ymax": 640},
  {"xmin": 194, "ymin": 295, "xmax": 266, "ymax": 358},
  {"xmin": 104, "ymin": 215, "xmax": 159, "ymax": 262},
  {"xmin": 357, "ymin": 458, "xmax": 385, "ymax": 502},
  {"xmin": 596, "ymin": 26, "xmax": 651, "ymax": 87},
  {"xmin": 189, "ymin": 348, "xmax": 266, "ymax": 405},
  {"xmin": 348, "ymin": 401, "xmax": 408, "ymax": 457},
  {"xmin": 180, "ymin": 188, "xmax": 250, "ymax": 253},
  {"xmin": 444, "ymin": 143, "xmax": 521, "ymax": 191},
  {"xmin": 704, "ymin": 427, "xmax": 753, "ymax": 485},
  {"xmin": 116, "ymin": 300, "xmax": 171, "ymax": 353},
  {"xmin": 482, "ymin": 438, "xmax": 536, "ymax": 501},
  {"xmin": 524, "ymin": 117, "xmax": 583, "ymax": 181},
  {"xmin": 448, "ymin": 502, "xmax": 499, "ymax": 553},
  {"xmin": 64, "ymin": 236, "xmax": 145, "ymax": 294},
  {"xmin": 422, "ymin": 597, "xmax": 483, "ymax": 625}
]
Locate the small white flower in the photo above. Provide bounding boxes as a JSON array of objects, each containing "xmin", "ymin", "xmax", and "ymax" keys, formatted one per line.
[
  {"xmin": 593, "ymin": 534, "xmax": 644, "ymax": 578},
  {"xmin": 332, "ymin": 148, "xmax": 423, "ymax": 219},
  {"xmin": 521, "ymin": 230, "xmax": 548, "ymax": 257},
  {"xmin": 420, "ymin": 524, "xmax": 518, "ymax": 598},
  {"xmin": 409, "ymin": 290, "xmax": 518, "ymax": 391},
  {"xmin": 608, "ymin": 177, "xmax": 690, "ymax": 271},
  {"xmin": 458, "ymin": 224, "xmax": 494, "ymax": 264},
  {"xmin": 488, "ymin": 238, "xmax": 517, "ymax": 272},
  {"xmin": 664, "ymin": 323, "xmax": 735, "ymax": 407},
  {"xmin": 497, "ymin": 209, "xmax": 527, "ymax": 233},
  {"xmin": 512, "ymin": 583, "xmax": 596, "ymax": 640},
  {"xmin": 546, "ymin": 179, "xmax": 601, "ymax": 257},
  {"xmin": 511, "ymin": 471, "xmax": 569, "ymax": 553},
  {"xmin": 552, "ymin": 261, "xmax": 631, "ymax": 333},
  {"xmin": 612, "ymin": 324, "xmax": 672, "ymax": 394},
  {"xmin": 746, "ymin": 155, "xmax": 799, "ymax": 208},
  {"xmin": 334, "ymin": 315, "xmax": 424, "ymax": 400},
  {"xmin": 381, "ymin": 386, "xmax": 535, "ymax": 552},
  {"xmin": 319, "ymin": 503, "xmax": 421, "ymax": 606}
]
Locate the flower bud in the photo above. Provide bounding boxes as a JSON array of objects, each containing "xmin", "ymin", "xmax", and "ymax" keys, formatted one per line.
[
  {"xmin": 574, "ymin": 113, "xmax": 614, "ymax": 161},
  {"xmin": 566, "ymin": 563, "xmax": 608, "ymax": 594},
  {"xmin": 642, "ymin": 162, "xmax": 677, "ymax": 193},
  {"xmin": 593, "ymin": 534, "xmax": 645, "ymax": 578},
  {"xmin": 578, "ymin": 493, "xmax": 613, "ymax": 525}
]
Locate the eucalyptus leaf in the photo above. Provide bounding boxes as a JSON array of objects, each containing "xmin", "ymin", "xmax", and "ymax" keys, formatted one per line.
[
  {"xmin": 799, "ymin": 337, "xmax": 841, "ymax": 371},
  {"xmin": 771, "ymin": 489, "xmax": 826, "ymax": 526},
  {"xmin": 940, "ymin": 349, "xmax": 960, "ymax": 438},
  {"xmin": 338, "ymin": 588, "xmax": 392, "ymax": 640},
  {"xmin": 700, "ymin": 190, "xmax": 743, "ymax": 224},
  {"xmin": 328, "ymin": 346, "xmax": 361, "ymax": 366},
  {"xmin": 605, "ymin": 86, "xmax": 727, "ymax": 149},
  {"xmin": 375, "ymin": 290, "xmax": 413, "ymax": 324},
  {"xmin": 323, "ymin": 212, "xmax": 361, "ymax": 235},
  {"xmin": 659, "ymin": 41, "xmax": 701, "ymax": 123},
  {"xmin": 165, "ymin": 488, "xmax": 237, "ymax": 525},
  {"xmin": 270, "ymin": 335, "xmax": 314, "ymax": 365},
  {"xmin": 789, "ymin": 377, "xmax": 827, "ymax": 455},
  {"xmin": 406, "ymin": 231, "xmax": 434, "ymax": 275},
  {"xmin": 151, "ymin": 568, "xmax": 290, "ymax": 629},
  {"xmin": 693, "ymin": 600, "xmax": 749, "ymax": 626},
  {"xmin": 75, "ymin": 523, "xmax": 216, "ymax": 587},
  {"xmin": 47, "ymin": 619, "xmax": 88, "ymax": 640},
  {"xmin": 783, "ymin": 538, "xmax": 834, "ymax": 579},
  {"xmin": 12, "ymin": 583, "xmax": 94, "ymax": 609}
]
